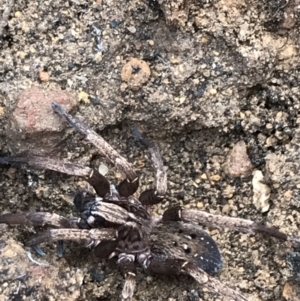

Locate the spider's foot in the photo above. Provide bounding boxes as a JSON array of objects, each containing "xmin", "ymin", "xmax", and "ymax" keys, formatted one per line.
[
  {"xmin": 162, "ymin": 206, "xmax": 182, "ymax": 221},
  {"xmin": 57, "ymin": 240, "xmax": 64, "ymax": 257},
  {"xmin": 139, "ymin": 189, "xmax": 164, "ymax": 205},
  {"xmin": 117, "ymin": 178, "xmax": 139, "ymax": 197},
  {"xmin": 51, "ymin": 101, "xmax": 66, "ymax": 115},
  {"xmin": 32, "ymin": 240, "xmax": 64, "ymax": 257},
  {"xmin": 87, "ymin": 169, "xmax": 110, "ymax": 197},
  {"xmin": 32, "ymin": 246, "xmax": 46, "ymax": 257}
]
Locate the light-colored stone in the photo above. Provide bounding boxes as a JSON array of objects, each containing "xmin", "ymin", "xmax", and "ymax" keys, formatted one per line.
[
  {"xmin": 252, "ymin": 170, "xmax": 271, "ymax": 212},
  {"xmin": 223, "ymin": 141, "xmax": 254, "ymax": 178}
]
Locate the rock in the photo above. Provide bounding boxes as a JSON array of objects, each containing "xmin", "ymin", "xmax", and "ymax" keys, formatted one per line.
[
  {"xmin": 121, "ymin": 58, "xmax": 151, "ymax": 90},
  {"xmin": 127, "ymin": 26, "xmax": 137, "ymax": 34},
  {"xmin": 252, "ymin": 170, "xmax": 271, "ymax": 213},
  {"xmin": 98, "ymin": 163, "xmax": 108, "ymax": 176},
  {"xmin": 223, "ymin": 141, "xmax": 254, "ymax": 178},
  {"xmin": 283, "ymin": 280, "xmax": 300, "ymax": 301},
  {"xmin": 6, "ymin": 86, "xmax": 77, "ymax": 156},
  {"xmin": 39, "ymin": 71, "xmax": 50, "ymax": 82},
  {"xmin": 0, "ymin": 237, "xmax": 84, "ymax": 301}
]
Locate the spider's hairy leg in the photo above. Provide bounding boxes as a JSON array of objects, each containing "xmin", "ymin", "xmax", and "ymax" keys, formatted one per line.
[
  {"xmin": 74, "ymin": 191, "xmax": 141, "ymax": 227},
  {"xmin": 0, "ymin": 212, "xmax": 71, "ymax": 228},
  {"xmin": 0, "ymin": 211, "xmax": 72, "ymax": 257},
  {"xmin": 0, "ymin": 155, "xmax": 110, "ymax": 197},
  {"xmin": 182, "ymin": 262, "xmax": 249, "ymax": 301},
  {"xmin": 118, "ymin": 254, "xmax": 137, "ymax": 301},
  {"xmin": 26, "ymin": 228, "xmax": 117, "ymax": 246},
  {"xmin": 147, "ymin": 258, "xmax": 248, "ymax": 301},
  {"xmin": 131, "ymin": 126, "xmax": 167, "ymax": 205},
  {"xmin": 163, "ymin": 207, "xmax": 300, "ymax": 248},
  {"xmin": 51, "ymin": 102, "xmax": 139, "ymax": 197}
]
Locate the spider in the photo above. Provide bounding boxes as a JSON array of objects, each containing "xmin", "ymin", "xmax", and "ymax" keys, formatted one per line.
[{"xmin": 0, "ymin": 102, "xmax": 299, "ymax": 301}]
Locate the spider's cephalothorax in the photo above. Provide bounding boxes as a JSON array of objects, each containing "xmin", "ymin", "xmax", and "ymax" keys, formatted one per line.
[{"xmin": 1, "ymin": 102, "xmax": 300, "ymax": 301}]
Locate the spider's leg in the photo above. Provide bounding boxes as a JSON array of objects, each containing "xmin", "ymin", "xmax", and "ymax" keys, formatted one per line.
[
  {"xmin": 26, "ymin": 228, "xmax": 117, "ymax": 246},
  {"xmin": 163, "ymin": 207, "xmax": 300, "ymax": 248},
  {"xmin": 51, "ymin": 102, "xmax": 139, "ymax": 197},
  {"xmin": 118, "ymin": 254, "xmax": 136, "ymax": 301},
  {"xmin": 0, "ymin": 155, "xmax": 110, "ymax": 197},
  {"xmin": 131, "ymin": 126, "xmax": 167, "ymax": 205},
  {"xmin": 0, "ymin": 212, "xmax": 71, "ymax": 228},
  {"xmin": 0, "ymin": 212, "xmax": 72, "ymax": 257},
  {"xmin": 146, "ymin": 258, "xmax": 248, "ymax": 301},
  {"xmin": 73, "ymin": 191, "xmax": 139, "ymax": 226},
  {"xmin": 182, "ymin": 262, "xmax": 248, "ymax": 301}
]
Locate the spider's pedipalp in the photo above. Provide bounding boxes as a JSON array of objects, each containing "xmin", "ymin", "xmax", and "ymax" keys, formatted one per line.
[
  {"xmin": 0, "ymin": 212, "xmax": 71, "ymax": 228},
  {"xmin": 26, "ymin": 228, "xmax": 117, "ymax": 246},
  {"xmin": 52, "ymin": 102, "xmax": 138, "ymax": 195}
]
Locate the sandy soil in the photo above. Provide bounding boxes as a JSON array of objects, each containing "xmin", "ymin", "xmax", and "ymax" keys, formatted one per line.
[{"xmin": 0, "ymin": 0, "xmax": 300, "ymax": 300}]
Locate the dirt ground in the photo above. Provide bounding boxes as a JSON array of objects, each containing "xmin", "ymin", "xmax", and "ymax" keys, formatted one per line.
[{"xmin": 0, "ymin": 0, "xmax": 300, "ymax": 300}]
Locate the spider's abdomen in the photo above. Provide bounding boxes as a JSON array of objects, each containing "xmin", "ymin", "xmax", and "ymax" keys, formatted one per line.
[{"xmin": 150, "ymin": 222, "xmax": 223, "ymax": 274}]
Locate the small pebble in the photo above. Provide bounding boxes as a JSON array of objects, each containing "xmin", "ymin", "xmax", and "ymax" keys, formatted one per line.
[
  {"xmin": 127, "ymin": 26, "xmax": 136, "ymax": 33},
  {"xmin": 252, "ymin": 170, "xmax": 270, "ymax": 212},
  {"xmin": 6, "ymin": 87, "xmax": 76, "ymax": 156},
  {"xmin": 223, "ymin": 141, "xmax": 254, "ymax": 178},
  {"xmin": 39, "ymin": 71, "xmax": 50, "ymax": 82},
  {"xmin": 283, "ymin": 280, "xmax": 300, "ymax": 301},
  {"xmin": 98, "ymin": 163, "xmax": 108, "ymax": 176},
  {"xmin": 78, "ymin": 90, "xmax": 89, "ymax": 103},
  {"xmin": 110, "ymin": 19, "xmax": 122, "ymax": 28}
]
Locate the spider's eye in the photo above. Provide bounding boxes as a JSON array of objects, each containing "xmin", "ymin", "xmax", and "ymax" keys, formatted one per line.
[{"xmin": 190, "ymin": 233, "xmax": 197, "ymax": 239}]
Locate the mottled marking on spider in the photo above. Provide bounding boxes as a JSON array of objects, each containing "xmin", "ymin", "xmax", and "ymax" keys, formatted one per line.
[{"xmin": 1, "ymin": 102, "xmax": 300, "ymax": 301}]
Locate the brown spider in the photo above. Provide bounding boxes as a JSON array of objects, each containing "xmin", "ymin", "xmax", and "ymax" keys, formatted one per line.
[{"xmin": 0, "ymin": 102, "xmax": 299, "ymax": 301}]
